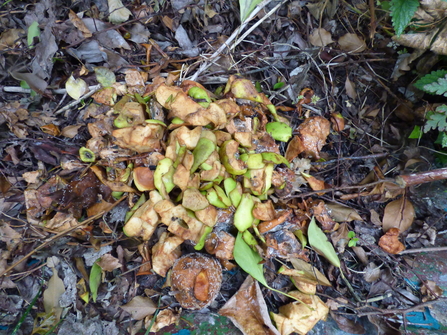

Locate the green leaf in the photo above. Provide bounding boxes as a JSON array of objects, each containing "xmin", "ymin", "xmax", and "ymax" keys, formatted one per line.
[
  {"xmin": 308, "ymin": 217, "xmax": 340, "ymax": 268},
  {"xmin": 390, "ymin": 0, "xmax": 419, "ymax": 36},
  {"xmin": 424, "ymin": 106, "xmax": 447, "ymax": 132},
  {"xmin": 239, "ymin": 0, "xmax": 262, "ymax": 22},
  {"xmin": 234, "ymin": 232, "xmax": 312, "ymax": 307},
  {"xmin": 27, "ymin": 21, "xmax": 40, "ymax": 48},
  {"xmin": 234, "ymin": 232, "xmax": 268, "ymax": 286},
  {"xmin": 435, "ymin": 132, "xmax": 447, "ymax": 148},
  {"xmin": 94, "ymin": 66, "xmax": 116, "ymax": 87},
  {"xmin": 422, "ymin": 76, "xmax": 447, "ymax": 96},
  {"xmin": 347, "ymin": 231, "xmax": 356, "ymax": 239},
  {"xmin": 89, "ymin": 262, "xmax": 102, "ymax": 302},
  {"xmin": 414, "ymin": 70, "xmax": 447, "ymax": 92},
  {"xmin": 408, "ymin": 125, "xmax": 422, "ymax": 139},
  {"xmin": 66, "ymin": 75, "xmax": 89, "ymax": 100},
  {"xmin": 273, "ymin": 82, "xmax": 285, "ymax": 90}
]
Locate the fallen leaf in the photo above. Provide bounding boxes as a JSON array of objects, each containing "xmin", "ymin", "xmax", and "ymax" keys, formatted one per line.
[
  {"xmin": 219, "ymin": 276, "xmax": 280, "ymax": 335},
  {"xmin": 382, "ymin": 197, "xmax": 414, "ymax": 233},
  {"xmin": 338, "ymin": 33, "xmax": 366, "ymax": 52},
  {"xmin": 0, "ymin": 29, "xmax": 25, "ymax": 51},
  {"xmin": 296, "ymin": 116, "xmax": 330, "ymax": 159},
  {"xmin": 66, "ymin": 75, "xmax": 89, "ymax": 100},
  {"xmin": 345, "ymin": 76, "xmax": 357, "ymax": 100},
  {"xmin": 68, "ymin": 10, "xmax": 92, "ymax": 37},
  {"xmin": 108, "ymin": 0, "xmax": 132, "ymax": 24},
  {"xmin": 148, "ymin": 309, "xmax": 180, "ymax": 332},
  {"xmin": 325, "ymin": 203, "xmax": 362, "ymax": 222},
  {"xmin": 61, "ymin": 124, "xmax": 83, "ymax": 138},
  {"xmin": 271, "ymin": 291, "xmax": 329, "ymax": 335},
  {"xmin": 120, "ymin": 296, "xmax": 157, "ymax": 320},
  {"xmin": 43, "ymin": 262, "xmax": 66, "ymax": 320},
  {"xmin": 97, "ymin": 253, "xmax": 122, "ymax": 272},
  {"xmin": 421, "ymin": 280, "xmax": 443, "ymax": 302},
  {"xmin": 308, "ymin": 28, "xmax": 333, "ymax": 47},
  {"xmin": 308, "ymin": 217, "xmax": 340, "ymax": 268},
  {"xmin": 378, "ymin": 228, "xmax": 405, "ymax": 254}
]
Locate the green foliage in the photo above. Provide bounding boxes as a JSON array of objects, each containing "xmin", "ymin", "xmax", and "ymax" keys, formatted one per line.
[
  {"xmin": 347, "ymin": 231, "xmax": 359, "ymax": 248},
  {"xmin": 234, "ymin": 232, "xmax": 268, "ymax": 286},
  {"xmin": 89, "ymin": 262, "xmax": 102, "ymax": 302},
  {"xmin": 239, "ymin": 0, "xmax": 262, "ymax": 22},
  {"xmin": 414, "ymin": 70, "xmax": 447, "ymax": 93},
  {"xmin": 424, "ymin": 106, "xmax": 447, "ymax": 133},
  {"xmin": 408, "ymin": 125, "xmax": 422, "ymax": 139},
  {"xmin": 27, "ymin": 21, "xmax": 40, "ymax": 48},
  {"xmin": 422, "ymin": 76, "xmax": 447, "ymax": 96},
  {"xmin": 307, "ymin": 217, "xmax": 340, "ymax": 268},
  {"xmin": 273, "ymin": 82, "xmax": 285, "ymax": 90},
  {"xmin": 435, "ymin": 131, "xmax": 447, "ymax": 148},
  {"xmin": 390, "ymin": 0, "xmax": 419, "ymax": 36}
]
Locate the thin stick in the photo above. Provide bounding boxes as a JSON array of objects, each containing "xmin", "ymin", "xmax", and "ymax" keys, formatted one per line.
[
  {"xmin": 399, "ymin": 246, "xmax": 447, "ymax": 255},
  {"xmin": 396, "ymin": 167, "xmax": 447, "ymax": 187},
  {"xmin": 310, "ymin": 152, "xmax": 388, "ymax": 166},
  {"xmin": 0, "ymin": 196, "xmax": 125, "ymax": 277}
]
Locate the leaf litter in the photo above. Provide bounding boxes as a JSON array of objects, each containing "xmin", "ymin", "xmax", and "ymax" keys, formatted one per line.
[{"xmin": 0, "ymin": 0, "xmax": 447, "ymax": 334}]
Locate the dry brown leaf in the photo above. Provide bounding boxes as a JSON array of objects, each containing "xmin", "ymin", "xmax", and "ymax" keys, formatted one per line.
[
  {"xmin": 325, "ymin": 203, "xmax": 362, "ymax": 222},
  {"xmin": 120, "ymin": 296, "xmax": 157, "ymax": 320},
  {"xmin": 345, "ymin": 76, "xmax": 357, "ymax": 100},
  {"xmin": 296, "ymin": 116, "xmax": 330, "ymax": 159},
  {"xmin": 271, "ymin": 291, "xmax": 329, "ymax": 335},
  {"xmin": 308, "ymin": 28, "xmax": 333, "ymax": 47},
  {"xmin": 97, "ymin": 253, "xmax": 122, "ymax": 272},
  {"xmin": 382, "ymin": 197, "xmax": 414, "ymax": 233},
  {"xmin": 378, "ymin": 228, "xmax": 405, "ymax": 254},
  {"xmin": 364, "ymin": 262, "xmax": 381, "ymax": 283},
  {"xmin": 421, "ymin": 280, "xmax": 443, "ymax": 301},
  {"xmin": 285, "ymin": 135, "xmax": 305, "ymax": 162},
  {"xmin": 338, "ymin": 33, "xmax": 366, "ymax": 53},
  {"xmin": 61, "ymin": 124, "xmax": 83, "ymax": 138},
  {"xmin": 0, "ymin": 29, "xmax": 24, "ymax": 51},
  {"xmin": 219, "ymin": 276, "xmax": 280, "ymax": 335},
  {"xmin": 68, "ymin": 10, "xmax": 92, "ymax": 37},
  {"xmin": 148, "ymin": 309, "xmax": 180, "ymax": 332},
  {"xmin": 43, "ymin": 262, "xmax": 66, "ymax": 321}
]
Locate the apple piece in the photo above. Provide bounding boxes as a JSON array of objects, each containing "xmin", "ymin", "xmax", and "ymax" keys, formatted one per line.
[
  {"xmin": 219, "ymin": 140, "xmax": 247, "ymax": 176},
  {"xmin": 233, "ymin": 193, "xmax": 255, "ymax": 232},
  {"xmin": 133, "ymin": 166, "xmax": 155, "ymax": 192},
  {"xmin": 191, "ymin": 138, "xmax": 215, "ymax": 173},
  {"xmin": 182, "ymin": 188, "xmax": 209, "ymax": 211}
]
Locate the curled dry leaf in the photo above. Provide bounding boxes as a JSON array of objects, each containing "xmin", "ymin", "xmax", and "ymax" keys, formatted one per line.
[
  {"xmin": 378, "ymin": 228, "xmax": 405, "ymax": 254},
  {"xmin": 345, "ymin": 76, "xmax": 357, "ymax": 100},
  {"xmin": 338, "ymin": 33, "xmax": 366, "ymax": 53},
  {"xmin": 296, "ymin": 116, "xmax": 330, "ymax": 159},
  {"xmin": 421, "ymin": 280, "xmax": 443, "ymax": 302},
  {"xmin": 271, "ymin": 290, "xmax": 329, "ymax": 335},
  {"xmin": 120, "ymin": 296, "xmax": 157, "ymax": 320},
  {"xmin": 219, "ymin": 276, "xmax": 280, "ymax": 335},
  {"xmin": 308, "ymin": 28, "xmax": 333, "ymax": 47},
  {"xmin": 325, "ymin": 203, "xmax": 362, "ymax": 222},
  {"xmin": 148, "ymin": 308, "xmax": 180, "ymax": 333},
  {"xmin": 97, "ymin": 253, "xmax": 122, "ymax": 272},
  {"xmin": 382, "ymin": 197, "xmax": 414, "ymax": 233},
  {"xmin": 171, "ymin": 253, "xmax": 222, "ymax": 310},
  {"xmin": 112, "ymin": 123, "xmax": 164, "ymax": 153}
]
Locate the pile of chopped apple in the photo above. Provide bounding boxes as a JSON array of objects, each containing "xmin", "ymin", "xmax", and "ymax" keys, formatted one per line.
[
  {"xmin": 119, "ymin": 77, "xmax": 297, "ymax": 275},
  {"xmin": 81, "ymin": 75, "xmax": 336, "ymax": 334}
]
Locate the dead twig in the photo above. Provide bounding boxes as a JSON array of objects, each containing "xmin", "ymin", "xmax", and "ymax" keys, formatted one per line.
[
  {"xmin": 399, "ymin": 246, "xmax": 447, "ymax": 255},
  {"xmin": 396, "ymin": 167, "xmax": 447, "ymax": 187}
]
